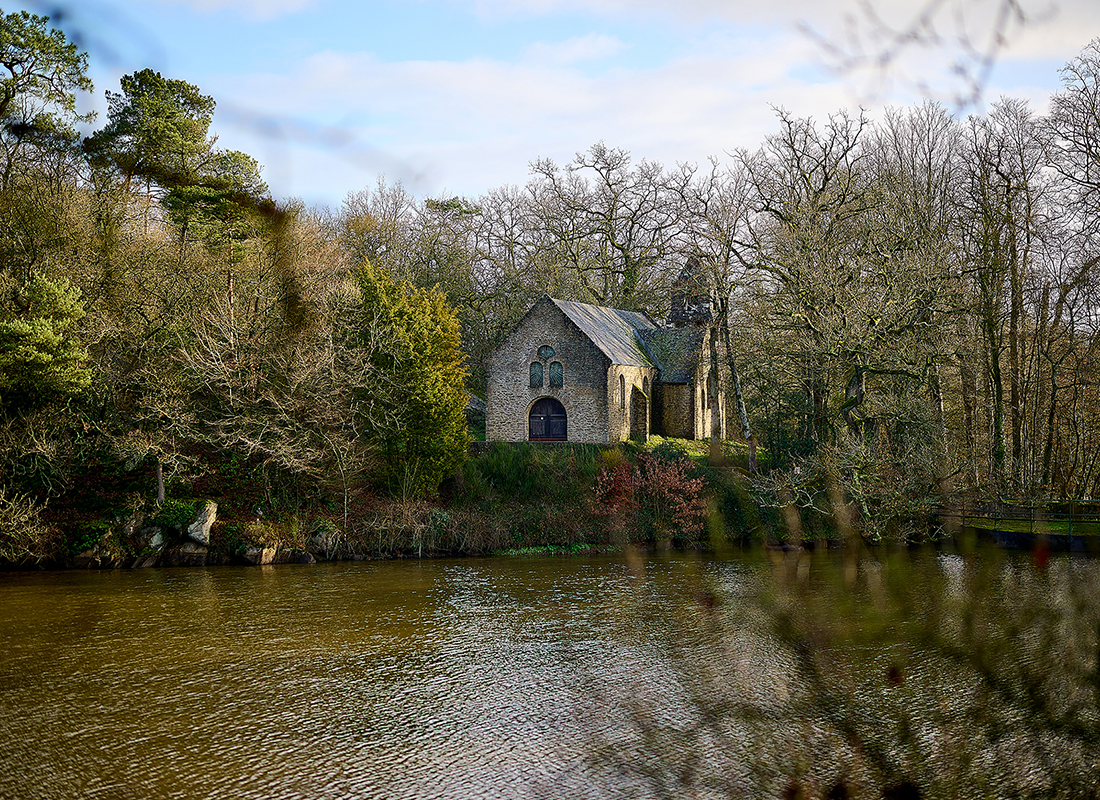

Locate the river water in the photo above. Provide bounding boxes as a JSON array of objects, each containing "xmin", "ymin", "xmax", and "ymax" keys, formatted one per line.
[{"xmin": 1, "ymin": 550, "xmax": 1097, "ymax": 800}]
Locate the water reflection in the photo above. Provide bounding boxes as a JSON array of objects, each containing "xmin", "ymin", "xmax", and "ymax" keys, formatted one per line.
[{"xmin": 0, "ymin": 550, "xmax": 1096, "ymax": 799}]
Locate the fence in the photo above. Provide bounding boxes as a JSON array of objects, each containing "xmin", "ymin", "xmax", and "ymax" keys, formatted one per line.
[{"xmin": 934, "ymin": 500, "xmax": 1100, "ymax": 551}]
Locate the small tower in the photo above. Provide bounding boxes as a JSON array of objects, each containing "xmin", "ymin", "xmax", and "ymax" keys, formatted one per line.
[{"xmin": 668, "ymin": 254, "xmax": 712, "ymax": 328}]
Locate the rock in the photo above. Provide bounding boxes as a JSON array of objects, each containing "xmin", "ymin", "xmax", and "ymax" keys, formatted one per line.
[
  {"xmin": 310, "ymin": 528, "xmax": 340, "ymax": 556},
  {"xmin": 135, "ymin": 526, "xmax": 165, "ymax": 552},
  {"xmin": 293, "ymin": 551, "xmax": 316, "ymax": 565},
  {"xmin": 132, "ymin": 554, "xmax": 158, "ymax": 568},
  {"xmin": 186, "ymin": 501, "xmax": 217, "ymax": 545},
  {"xmin": 242, "ymin": 546, "xmax": 279, "ymax": 565},
  {"xmin": 163, "ymin": 541, "xmax": 207, "ymax": 567},
  {"xmin": 121, "ymin": 512, "xmax": 144, "ymax": 538},
  {"xmin": 465, "ymin": 393, "xmax": 487, "ymax": 414},
  {"xmin": 71, "ymin": 549, "xmax": 98, "ymax": 569}
]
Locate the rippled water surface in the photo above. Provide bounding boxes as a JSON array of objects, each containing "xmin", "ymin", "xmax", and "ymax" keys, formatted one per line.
[
  {"xmin": 0, "ymin": 555, "xmax": 746, "ymax": 800},
  {"xmin": 2, "ymin": 551, "xmax": 1096, "ymax": 800}
]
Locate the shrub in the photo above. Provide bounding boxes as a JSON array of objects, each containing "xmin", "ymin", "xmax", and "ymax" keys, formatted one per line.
[
  {"xmin": 67, "ymin": 520, "xmax": 111, "ymax": 554},
  {"xmin": 634, "ymin": 453, "xmax": 709, "ymax": 546},
  {"xmin": 592, "ymin": 451, "xmax": 710, "ymax": 547},
  {"xmin": 151, "ymin": 499, "xmax": 197, "ymax": 531},
  {"xmin": 0, "ymin": 488, "xmax": 58, "ymax": 562},
  {"xmin": 354, "ymin": 261, "xmax": 469, "ymax": 498}
]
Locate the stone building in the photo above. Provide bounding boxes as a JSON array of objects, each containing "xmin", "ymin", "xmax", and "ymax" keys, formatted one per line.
[{"xmin": 485, "ymin": 279, "xmax": 723, "ymax": 443}]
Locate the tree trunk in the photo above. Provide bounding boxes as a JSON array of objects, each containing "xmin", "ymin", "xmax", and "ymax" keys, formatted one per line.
[
  {"xmin": 707, "ymin": 321, "xmax": 723, "ymax": 464},
  {"xmin": 1007, "ymin": 212, "xmax": 1023, "ymax": 493},
  {"xmin": 155, "ymin": 457, "xmax": 165, "ymax": 506},
  {"xmin": 960, "ymin": 356, "xmax": 979, "ymax": 492},
  {"xmin": 930, "ymin": 363, "xmax": 948, "ymax": 459},
  {"xmin": 841, "ymin": 365, "xmax": 866, "ymax": 443},
  {"xmin": 719, "ymin": 308, "xmax": 758, "ymax": 473},
  {"xmin": 984, "ymin": 304, "xmax": 1007, "ymax": 494}
]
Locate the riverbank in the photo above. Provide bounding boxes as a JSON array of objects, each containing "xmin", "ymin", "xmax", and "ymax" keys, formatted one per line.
[
  {"xmin": 8, "ymin": 438, "xmax": 1098, "ymax": 571},
  {"xmin": 4, "ymin": 439, "xmax": 770, "ymax": 570}
]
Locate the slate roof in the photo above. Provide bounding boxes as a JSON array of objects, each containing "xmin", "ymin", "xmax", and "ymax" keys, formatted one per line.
[
  {"xmin": 637, "ymin": 327, "xmax": 706, "ymax": 384},
  {"xmin": 552, "ymin": 298, "xmax": 658, "ymax": 369}
]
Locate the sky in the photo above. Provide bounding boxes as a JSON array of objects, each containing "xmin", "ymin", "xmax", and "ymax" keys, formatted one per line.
[{"xmin": 13, "ymin": 0, "xmax": 1100, "ymax": 209}]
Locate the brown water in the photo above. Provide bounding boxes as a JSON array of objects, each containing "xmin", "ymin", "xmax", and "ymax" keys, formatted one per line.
[
  {"xmin": 1, "ymin": 551, "xmax": 1096, "ymax": 800},
  {"xmin": 0, "ymin": 556, "xmax": 731, "ymax": 800}
]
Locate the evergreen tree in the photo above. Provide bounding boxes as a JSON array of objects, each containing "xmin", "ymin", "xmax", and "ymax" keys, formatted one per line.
[
  {"xmin": 355, "ymin": 261, "xmax": 468, "ymax": 497},
  {"xmin": 0, "ymin": 274, "xmax": 90, "ymax": 413}
]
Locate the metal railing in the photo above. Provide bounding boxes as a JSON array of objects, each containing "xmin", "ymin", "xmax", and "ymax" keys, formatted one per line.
[{"xmin": 934, "ymin": 500, "xmax": 1100, "ymax": 540}]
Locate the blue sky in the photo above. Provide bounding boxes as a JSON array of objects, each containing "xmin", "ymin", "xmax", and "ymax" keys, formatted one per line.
[{"xmin": 13, "ymin": 0, "xmax": 1100, "ymax": 209}]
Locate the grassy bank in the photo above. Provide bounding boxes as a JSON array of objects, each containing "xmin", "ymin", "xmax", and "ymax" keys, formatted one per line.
[
  {"xmin": 24, "ymin": 435, "xmax": 1092, "ymax": 569},
  {"xmin": 2, "ymin": 437, "xmax": 773, "ymax": 568}
]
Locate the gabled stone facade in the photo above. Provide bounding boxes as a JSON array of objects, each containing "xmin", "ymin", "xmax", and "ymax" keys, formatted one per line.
[{"xmin": 485, "ymin": 295, "xmax": 724, "ymax": 444}]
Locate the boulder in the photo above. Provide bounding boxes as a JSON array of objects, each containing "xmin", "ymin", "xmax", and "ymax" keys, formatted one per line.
[
  {"xmin": 241, "ymin": 546, "xmax": 278, "ymax": 566},
  {"xmin": 120, "ymin": 512, "xmax": 144, "ymax": 538},
  {"xmin": 135, "ymin": 526, "xmax": 165, "ymax": 552},
  {"xmin": 187, "ymin": 501, "xmax": 218, "ymax": 545},
  {"xmin": 71, "ymin": 549, "xmax": 99, "ymax": 569},
  {"xmin": 310, "ymin": 528, "xmax": 340, "ymax": 556},
  {"xmin": 163, "ymin": 541, "xmax": 207, "ymax": 567}
]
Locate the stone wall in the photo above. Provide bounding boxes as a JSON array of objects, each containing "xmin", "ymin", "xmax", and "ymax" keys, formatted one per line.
[
  {"xmin": 486, "ymin": 298, "xmax": 613, "ymax": 442},
  {"xmin": 654, "ymin": 382, "xmax": 694, "ymax": 439},
  {"xmin": 649, "ymin": 335, "xmax": 726, "ymax": 440},
  {"xmin": 606, "ymin": 364, "xmax": 657, "ymax": 442},
  {"xmin": 690, "ymin": 357, "xmax": 725, "ymax": 439},
  {"xmin": 487, "ymin": 296, "xmax": 716, "ymax": 443}
]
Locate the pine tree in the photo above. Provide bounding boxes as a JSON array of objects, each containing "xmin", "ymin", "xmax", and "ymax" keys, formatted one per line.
[{"xmin": 0, "ymin": 274, "xmax": 91, "ymax": 412}]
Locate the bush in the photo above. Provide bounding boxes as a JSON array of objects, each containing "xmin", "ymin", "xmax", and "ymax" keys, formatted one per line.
[
  {"xmin": 355, "ymin": 262, "xmax": 469, "ymax": 498},
  {"xmin": 592, "ymin": 451, "xmax": 710, "ymax": 547},
  {"xmin": 151, "ymin": 499, "xmax": 197, "ymax": 531},
  {"xmin": 0, "ymin": 488, "xmax": 58, "ymax": 562},
  {"xmin": 67, "ymin": 520, "xmax": 110, "ymax": 554},
  {"xmin": 455, "ymin": 442, "xmax": 604, "ymax": 507}
]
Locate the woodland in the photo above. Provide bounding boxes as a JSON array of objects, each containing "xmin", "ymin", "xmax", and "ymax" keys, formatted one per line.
[{"xmin": 2, "ymin": 9, "xmax": 1100, "ymax": 561}]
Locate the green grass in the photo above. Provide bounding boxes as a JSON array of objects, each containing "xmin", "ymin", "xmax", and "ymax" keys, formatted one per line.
[
  {"xmin": 635, "ymin": 435, "xmax": 757, "ymax": 468},
  {"xmin": 959, "ymin": 516, "xmax": 1100, "ymax": 536},
  {"xmin": 489, "ymin": 542, "xmax": 616, "ymax": 556}
]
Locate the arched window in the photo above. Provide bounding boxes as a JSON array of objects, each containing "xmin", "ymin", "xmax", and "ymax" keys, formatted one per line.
[
  {"xmin": 530, "ymin": 362, "xmax": 543, "ymax": 388},
  {"xmin": 538, "ymin": 345, "xmax": 555, "ymax": 360},
  {"xmin": 619, "ymin": 374, "xmax": 626, "ymax": 409},
  {"xmin": 549, "ymin": 361, "xmax": 563, "ymax": 388}
]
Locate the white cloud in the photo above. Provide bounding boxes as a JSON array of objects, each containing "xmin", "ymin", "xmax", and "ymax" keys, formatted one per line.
[
  {"xmin": 214, "ymin": 29, "xmax": 872, "ymax": 203},
  {"xmin": 457, "ymin": 0, "xmax": 1097, "ymax": 61},
  {"xmin": 194, "ymin": 0, "xmax": 1087, "ymax": 205},
  {"xmin": 521, "ymin": 34, "xmax": 628, "ymax": 65}
]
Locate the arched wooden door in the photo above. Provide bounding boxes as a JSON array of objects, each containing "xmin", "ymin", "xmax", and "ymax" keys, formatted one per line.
[{"xmin": 529, "ymin": 398, "xmax": 567, "ymax": 441}]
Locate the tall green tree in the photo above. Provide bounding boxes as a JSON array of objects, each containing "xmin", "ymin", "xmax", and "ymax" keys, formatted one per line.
[
  {"xmin": 84, "ymin": 69, "xmax": 267, "ymax": 242},
  {"xmin": 84, "ymin": 68, "xmax": 215, "ymax": 192},
  {"xmin": 0, "ymin": 9, "xmax": 92, "ymax": 191},
  {"xmin": 355, "ymin": 261, "xmax": 468, "ymax": 497}
]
